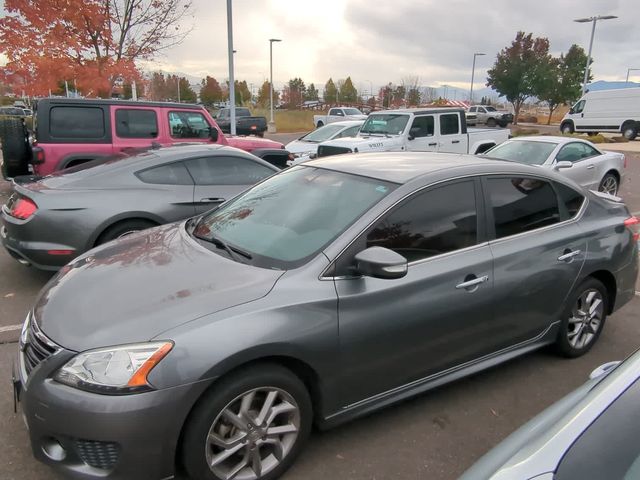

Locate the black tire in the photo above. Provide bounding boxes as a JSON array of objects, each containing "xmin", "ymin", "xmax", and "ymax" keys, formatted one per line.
[
  {"xmin": 498, "ymin": 121, "xmax": 507, "ymax": 128},
  {"xmin": 486, "ymin": 118, "xmax": 497, "ymax": 127},
  {"xmin": 316, "ymin": 121, "xmax": 324, "ymax": 128},
  {"xmin": 598, "ymin": 172, "xmax": 619, "ymax": 196},
  {"xmin": 95, "ymin": 219, "xmax": 157, "ymax": 245},
  {"xmin": 587, "ymin": 132, "xmax": 599, "ymax": 137},
  {"xmin": 182, "ymin": 364, "xmax": 312, "ymax": 480},
  {"xmin": 555, "ymin": 278, "xmax": 608, "ymax": 358},
  {"xmin": 560, "ymin": 122, "xmax": 575, "ymax": 135},
  {"xmin": 0, "ymin": 117, "xmax": 30, "ymax": 178},
  {"xmin": 622, "ymin": 121, "xmax": 638, "ymax": 141},
  {"xmin": 257, "ymin": 131, "xmax": 265, "ymax": 138}
]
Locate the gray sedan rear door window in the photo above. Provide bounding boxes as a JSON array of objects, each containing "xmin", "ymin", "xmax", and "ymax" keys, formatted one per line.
[
  {"xmin": 487, "ymin": 177, "xmax": 561, "ymax": 239},
  {"xmin": 185, "ymin": 156, "xmax": 275, "ymax": 185},
  {"xmin": 136, "ymin": 162, "xmax": 194, "ymax": 185}
]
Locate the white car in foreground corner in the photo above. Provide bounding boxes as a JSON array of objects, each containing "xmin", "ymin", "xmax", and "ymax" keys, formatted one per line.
[
  {"xmin": 484, "ymin": 136, "xmax": 626, "ymax": 195},
  {"xmin": 286, "ymin": 120, "xmax": 364, "ymax": 165}
]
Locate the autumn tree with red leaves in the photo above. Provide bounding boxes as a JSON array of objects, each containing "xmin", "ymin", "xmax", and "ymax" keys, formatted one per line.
[{"xmin": 0, "ymin": 0, "xmax": 193, "ymax": 97}]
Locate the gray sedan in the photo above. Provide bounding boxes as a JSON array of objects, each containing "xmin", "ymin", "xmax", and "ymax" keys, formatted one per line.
[
  {"xmin": 15, "ymin": 153, "xmax": 638, "ymax": 480},
  {"xmin": 1, "ymin": 144, "xmax": 278, "ymax": 270},
  {"xmin": 484, "ymin": 136, "xmax": 626, "ymax": 195},
  {"xmin": 461, "ymin": 347, "xmax": 640, "ymax": 480}
]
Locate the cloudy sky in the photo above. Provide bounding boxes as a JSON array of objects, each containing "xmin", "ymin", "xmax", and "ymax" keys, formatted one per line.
[{"xmin": 142, "ymin": 0, "xmax": 639, "ymax": 95}]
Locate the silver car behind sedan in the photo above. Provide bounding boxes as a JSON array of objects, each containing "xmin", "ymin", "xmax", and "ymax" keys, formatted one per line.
[
  {"xmin": 1, "ymin": 144, "xmax": 278, "ymax": 270},
  {"xmin": 484, "ymin": 136, "xmax": 626, "ymax": 195}
]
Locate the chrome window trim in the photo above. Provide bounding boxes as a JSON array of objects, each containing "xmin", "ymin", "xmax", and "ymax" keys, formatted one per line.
[{"xmin": 319, "ymin": 172, "xmax": 588, "ymax": 280}]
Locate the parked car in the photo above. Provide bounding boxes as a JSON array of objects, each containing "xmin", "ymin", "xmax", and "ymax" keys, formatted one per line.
[
  {"xmin": 560, "ymin": 87, "xmax": 640, "ymax": 140},
  {"xmin": 0, "ymin": 98, "xmax": 288, "ymax": 179},
  {"xmin": 313, "ymin": 106, "xmax": 367, "ymax": 128},
  {"xmin": 317, "ymin": 108, "xmax": 509, "ymax": 157},
  {"xmin": 466, "ymin": 105, "xmax": 514, "ymax": 127},
  {"xmin": 0, "ymin": 106, "xmax": 27, "ymax": 117},
  {"xmin": 461, "ymin": 347, "xmax": 640, "ymax": 480},
  {"xmin": 286, "ymin": 120, "xmax": 363, "ymax": 165},
  {"xmin": 1, "ymin": 145, "xmax": 278, "ymax": 270},
  {"xmin": 14, "ymin": 152, "xmax": 638, "ymax": 480},
  {"xmin": 484, "ymin": 136, "xmax": 625, "ymax": 195},
  {"xmin": 215, "ymin": 107, "xmax": 268, "ymax": 137}
]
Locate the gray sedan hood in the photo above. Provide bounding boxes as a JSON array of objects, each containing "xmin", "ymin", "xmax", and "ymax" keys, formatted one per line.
[{"xmin": 34, "ymin": 222, "xmax": 284, "ymax": 352}]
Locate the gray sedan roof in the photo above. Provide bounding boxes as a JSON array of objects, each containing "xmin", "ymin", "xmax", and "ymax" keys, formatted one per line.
[{"xmin": 306, "ymin": 152, "xmax": 554, "ymax": 184}]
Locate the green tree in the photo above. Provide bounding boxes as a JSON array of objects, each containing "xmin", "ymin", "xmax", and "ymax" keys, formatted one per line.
[
  {"xmin": 339, "ymin": 76, "xmax": 358, "ymax": 103},
  {"xmin": 179, "ymin": 77, "xmax": 196, "ymax": 103},
  {"xmin": 323, "ymin": 78, "xmax": 337, "ymax": 104},
  {"xmin": 406, "ymin": 87, "xmax": 421, "ymax": 106},
  {"xmin": 486, "ymin": 31, "xmax": 551, "ymax": 124},
  {"xmin": 537, "ymin": 44, "xmax": 589, "ymax": 125},
  {"xmin": 200, "ymin": 76, "xmax": 223, "ymax": 105},
  {"xmin": 282, "ymin": 77, "xmax": 305, "ymax": 107},
  {"xmin": 306, "ymin": 83, "xmax": 319, "ymax": 101},
  {"xmin": 257, "ymin": 80, "xmax": 279, "ymax": 107},
  {"xmin": 236, "ymin": 80, "xmax": 252, "ymax": 104}
]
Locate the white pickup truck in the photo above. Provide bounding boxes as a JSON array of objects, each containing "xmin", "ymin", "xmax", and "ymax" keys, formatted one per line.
[
  {"xmin": 316, "ymin": 108, "xmax": 509, "ymax": 158},
  {"xmin": 313, "ymin": 107, "xmax": 367, "ymax": 128}
]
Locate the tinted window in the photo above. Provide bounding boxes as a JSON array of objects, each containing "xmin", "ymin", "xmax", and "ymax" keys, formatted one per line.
[
  {"xmin": 367, "ymin": 181, "xmax": 478, "ymax": 263},
  {"xmin": 169, "ymin": 111, "xmax": 211, "ymax": 138},
  {"xmin": 573, "ymin": 100, "xmax": 586, "ymax": 114},
  {"xmin": 440, "ymin": 113, "xmax": 460, "ymax": 135},
  {"xmin": 557, "ymin": 142, "xmax": 599, "ymax": 163},
  {"xmin": 410, "ymin": 116, "xmax": 435, "ymax": 137},
  {"xmin": 115, "ymin": 109, "xmax": 158, "ymax": 138},
  {"xmin": 360, "ymin": 114, "xmax": 410, "ymax": 135},
  {"xmin": 488, "ymin": 177, "xmax": 561, "ymax": 239},
  {"xmin": 469, "ymin": 107, "xmax": 477, "ymax": 113},
  {"xmin": 555, "ymin": 182, "xmax": 585, "ymax": 218},
  {"xmin": 136, "ymin": 162, "xmax": 193, "ymax": 185},
  {"xmin": 50, "ymin": 107, "xmax": 105, "ymax": 139},
  {"xmin": 556, "ymin": 379, "xmax": 640, "ymax": 480},
  {"xmin": 185, "ymin": 156, "xmax": 275, "ymax": 185}
]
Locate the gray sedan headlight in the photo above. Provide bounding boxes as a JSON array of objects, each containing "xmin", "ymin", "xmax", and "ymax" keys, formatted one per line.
[{"xmin": 54, "ymin": 342, "xmax": 173, "ymax": 394}]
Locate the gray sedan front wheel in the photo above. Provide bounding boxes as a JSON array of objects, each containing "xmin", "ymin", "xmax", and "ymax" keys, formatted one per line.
[
  {"xmin": 556, "ymin": 278, "xmax": 608, "ymax": 358},
  {"xmin": 182, "ymin": 364, "xmax": 312, "ymax": 480}
]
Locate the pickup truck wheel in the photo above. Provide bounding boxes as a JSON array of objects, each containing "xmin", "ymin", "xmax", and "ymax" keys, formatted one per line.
[
  {"xmin": 0, "ymin": 117, "xmax": 30, "ymax": 179},
  {"xmin": 587, "ymin": 132, "xmax": 599, "ymax": 137},
  {"xmin": 486, "ymin": 118, "xmax": 497, "ymax": 127},
  {"xmin": 316, "ymin": 121, "xmax": 324, "ymax": 128},
  {"xmin": 256, "ymin": 132, "xmax": 265, "ymax": 138}
]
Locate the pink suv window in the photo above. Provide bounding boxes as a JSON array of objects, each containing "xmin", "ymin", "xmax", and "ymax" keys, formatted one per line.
[{"xmin": 168, "ymin": 111, "xmax": 211, "ymax": 139}]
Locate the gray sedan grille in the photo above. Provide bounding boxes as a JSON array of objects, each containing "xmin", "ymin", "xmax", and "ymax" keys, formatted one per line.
[
  {"xmin": 74, "ymin": 439, "xmax": 121, "ymax": 470},
  {"xmin": 317, "ymin": 145, "xmax": 352, "ymax": 157},
  {"xmin": 22, "ymin": 316, "xmax": 58, "ymax": 376}
]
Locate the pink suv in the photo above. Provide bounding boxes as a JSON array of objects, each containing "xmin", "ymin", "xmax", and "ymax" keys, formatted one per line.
[{"xmin": 28, "ymin": 98, "xmax": 288, "ymax": 176}]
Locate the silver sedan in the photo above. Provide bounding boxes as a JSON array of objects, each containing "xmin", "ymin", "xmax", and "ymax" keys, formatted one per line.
[{"xmin": 484, "ymin": 136, "xmax": 625, "ymax": 195}]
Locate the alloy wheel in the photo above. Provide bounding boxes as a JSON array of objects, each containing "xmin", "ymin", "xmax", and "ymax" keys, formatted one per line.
[
  {"xmin": 567, "ymin": 289, "xmax": 604, "ymax": 350},
  {"xmin": 599, "ymin": 176, "xmax": 618, "ymax": 195},
  {"xmin": 205, "ymin": 387, "xmax": 301, "ymax": 480}
]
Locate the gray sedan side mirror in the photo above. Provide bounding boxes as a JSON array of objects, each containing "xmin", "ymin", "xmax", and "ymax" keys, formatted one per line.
[
  {"xmin": 354, "ymin": 247, "xmax": 408, "ymax": 279},
  {"xmin": 554, "ymin": 160, "xmax": 573, "ymax": 170}
]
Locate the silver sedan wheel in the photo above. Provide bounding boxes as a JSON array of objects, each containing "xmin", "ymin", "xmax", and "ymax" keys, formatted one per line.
[
  {"xmin": 567, "ymin": 289, "xmax": 604, "ymax": 349},
  {"xmin": 599, "ymin": 175, "xmax": 618, "ymax": 196},
  {"xmin": 205, "ymin": 387, "xmax": 301, "ymax": 480}
]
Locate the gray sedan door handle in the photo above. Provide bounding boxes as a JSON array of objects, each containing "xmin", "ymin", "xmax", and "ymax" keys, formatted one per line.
[
  {"xmin": 558, "ymin": 250, "xmax": 581, "ymax": 262},
  {"xmin": 200, "ymin": 197, "xmax": 225, "ymax": 203},
  {"xmin": 456, "ymin": 275, "xmax": 489, "ymax": 290},
  {"xmin": 587, "ymin": 165, "xmax": 595, "ymax": 170}
]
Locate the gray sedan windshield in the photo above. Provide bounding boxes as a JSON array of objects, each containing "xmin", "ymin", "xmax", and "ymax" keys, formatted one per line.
[
  {"xmin": 486, "ymin": 140, "xmax": 558, "ymax": 165},
  {"xmin": 193, "ymin": 166, "xmax": 397, "ymax": 269}
]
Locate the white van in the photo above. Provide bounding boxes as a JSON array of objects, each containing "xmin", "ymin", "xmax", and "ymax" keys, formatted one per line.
[{"xmin": 560, "ymin": 87, "xmax": 640, "ymax": 140}]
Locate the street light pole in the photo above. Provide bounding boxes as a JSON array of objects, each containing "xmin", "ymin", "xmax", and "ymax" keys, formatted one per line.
[
  {"xmin": 469, "ymin": 52, "xmax": 486, "ymax": 104},
  {"xmin": 268, "ymin": 38, "xmax": 281, "ymax": 133},
  {"xmin": 626, "ymin": 68, "xmax": 640, "ymax": 83},
  {"xmin": 574, "ymin": 15, "xmax": 618, "ymax": 95},
  {"xmin": 226, "ymin": 0, "xmax": 236, "ymax": 135}
]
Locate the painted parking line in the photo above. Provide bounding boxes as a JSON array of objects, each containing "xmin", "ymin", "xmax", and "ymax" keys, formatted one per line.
[{"xmin": 0, "ymin": 324, "xmax": 22, "ymax": 334}]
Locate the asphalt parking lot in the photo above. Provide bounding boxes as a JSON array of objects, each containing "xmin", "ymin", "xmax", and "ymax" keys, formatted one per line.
[{"xmin": 0, "ymin": 134, "xmax": 639, "ymax": 480}]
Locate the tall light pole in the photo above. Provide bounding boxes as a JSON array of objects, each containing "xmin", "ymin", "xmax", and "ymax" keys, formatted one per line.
[
  {"xmin": 226, "ymin": 0, "xmax": 236, "ymax": 134},
  {"xmin": 469, "ymin": 52, "xmax": 486, "ymax": 104},
  {"xmin": 268, "ymin": 38, "xmax": 281, "ymax": 133},
  {"xmin": 626, "ymin": 68, "xmax": 640, "ymax": 83},
  {"xmin": 574, "ymin": 15, "xmax": 618, "ymax": 95}
]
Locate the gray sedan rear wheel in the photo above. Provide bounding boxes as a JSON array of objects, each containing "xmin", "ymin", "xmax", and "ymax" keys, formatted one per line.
[
  {"xmin": 95, "ymin": 219, "xmax": 158, "ymax": 245},
  {"xmin": 598, "ymin": 173, "xmax": 619, "ymax": 196},
  {"xmin": 182, "ymin": 364, "xmax": 312, "ymax": 480},
  {"xmin": 555, "ymin": 278, "xmax": 607, "ymax": 358}
]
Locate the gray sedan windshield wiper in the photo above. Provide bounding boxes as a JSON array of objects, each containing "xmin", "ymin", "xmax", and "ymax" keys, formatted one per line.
[{"xmin": 209, "ymin": 233, "xmax": 253, "ymax": 262}]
